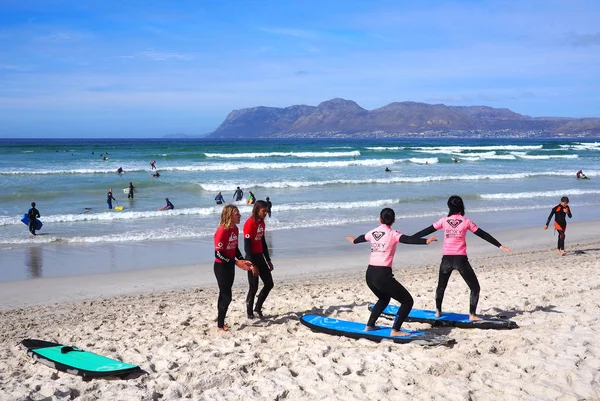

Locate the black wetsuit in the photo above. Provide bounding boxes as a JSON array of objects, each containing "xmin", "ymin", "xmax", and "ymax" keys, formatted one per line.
[
  {"xmin": 107, "ymin": 191, "xmax": 115, "ymax": 209},
  {"xmin": 214, "ymin": 247, "xmax": 244, "ymax": 329},
  {"xmin": 27, "ymin": 207, "xmax": 40, "ymax": 235},
  {"xmin": 244, "ymin": 230, "xmax": 273, "ymax": 318},
  {"xmin": 413, "ymin": 225, "xmax": 502, "ymax": 315},
  {"xmin": 128, "ymin": 183, "xmax": 135, "ymax": 199},
  {"xmin": 233, "ymin": 189, "xmax": 243, "ymax": 202},
  {"xmin": 266, "ymin": 200, "xmax": 272, "ymax": 217},
  {"xmin": 353, "ymin": 234, "xmax": 428, "ymax": 330},
  {"xmin": 546, "ymin": 204, "xmax": 572, "ymax": 251}
]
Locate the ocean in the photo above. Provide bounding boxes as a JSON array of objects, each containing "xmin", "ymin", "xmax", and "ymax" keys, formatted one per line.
[{"xmin": 1, "ymin": 137, "xmax": 599, "ymax": 281}]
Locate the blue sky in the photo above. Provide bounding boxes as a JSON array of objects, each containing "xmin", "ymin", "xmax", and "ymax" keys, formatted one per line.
[{"xmin": 1, "ymin": 0, "xmax": 599, "ymax": 138}]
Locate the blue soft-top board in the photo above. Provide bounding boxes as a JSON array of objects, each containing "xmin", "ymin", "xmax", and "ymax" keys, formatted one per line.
[
  {"xmin": 300, "ymin": 314, "xmax": 454, "ymax": 345},
  {"xmin": 21, "ymin": 214, "xmax": 43, "ymax": 230},
  {"xmin": 370, "ymin": 305, "xmax": 518, "ymax": 329},
  {"xmin": 21, "ymin": 339, "xmax": 141, "ymax": 378}
]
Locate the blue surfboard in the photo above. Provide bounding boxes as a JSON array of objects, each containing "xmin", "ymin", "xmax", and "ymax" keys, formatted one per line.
[
  {"xmin": 369, "ymin": 305, "xmax": 518, "ymax": 329},
  {"xmin": 21, "ymin": 214, "xmax": 43, "ymax": 230},
  {"xmin": 21, "ymin": 339, "xmax": 141, "ymax": 378},
  {"xmin": 300, "ymin": 314, "xmax": 455, "ymax": 346}
]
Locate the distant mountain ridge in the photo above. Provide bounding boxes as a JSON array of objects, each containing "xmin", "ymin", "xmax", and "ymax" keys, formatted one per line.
[{"xmin": 206, "ymin": 98, "xmax": 600, "ymax": 138}]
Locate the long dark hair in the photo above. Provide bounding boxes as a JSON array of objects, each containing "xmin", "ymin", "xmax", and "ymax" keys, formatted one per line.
[
  {"xmin": 252, "ymin": 200, "xmax": 268, "ymax": 221},
  {"xmin": 380, "ymin": 208, "xmax": 395, "ymax": 226},
  {"xmin": 447, "ymin": 195, "xmax": 465, "ymax": 216}
]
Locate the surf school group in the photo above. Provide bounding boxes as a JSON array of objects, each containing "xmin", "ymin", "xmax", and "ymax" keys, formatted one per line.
[{"xmin": 207, "ymin": 191, "xmax": 574, "ymax": 346}]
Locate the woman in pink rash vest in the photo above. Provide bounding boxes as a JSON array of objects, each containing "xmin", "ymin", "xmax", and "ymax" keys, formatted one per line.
[
  {"xmin": 412, "ymin": 195, "xmax": 511, "ymax": 321},
  {"xmin": 347, "ymin": 208, "xmax": 437, "ymax": 337}
]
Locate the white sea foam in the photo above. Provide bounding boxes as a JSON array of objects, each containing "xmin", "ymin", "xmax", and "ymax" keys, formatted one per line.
[
  {"xmin": 511, "ymin": 152, "xmax": 579, "ymax": 160},
  {"xmin": 480, "ymin": 189, "xmax": 600, "ymax": 200},
  {"xmin": 408, "ymin": 157, "xmax": 438, "ymax": 164},
  {"xmin": 412, "ymin": 145, "xmax": 543, "ymax": 152},
  {"xmin": 204, "ymin": 151, "xmax": 361, "ymax": 158},
  {"xmin": 365, "ymin": 146, "xmax": 405, "ymax": 151}
]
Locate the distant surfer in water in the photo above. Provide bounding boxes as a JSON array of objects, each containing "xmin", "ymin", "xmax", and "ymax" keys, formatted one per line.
[
  {"xmin": 159, "ymin": 198, "xmax": 174, "ymax": 210},
  {"xmin": 233, "ymin": 186, "xmax": 243, "ymax": 202},
  {"xmin": 27, "ymin": 202, "xmax": 40, "ymax": 236},
  {"xmin": 106, "ymin": 189, "xmax": 116, "ymax": 209},
  {"xmin": 151, "ymin": 171, "xmax": 160, "ymax": 178},
  {"xmin": 247, "ymin": 191, "xmax": 256, "ymax": 205},
  {"xmin": 576, "ymin": 170, "xmax": 587, "ymax": 179},
  {"xmin": 412, "ymin": 195, "xmax": 511, "ymax": 321},
  {"xmin": 215, "ymin": 191, "xmax": 225, "ymax": 205},
  {"xmin": 128, "ymin": 182, "xmax": 135, "ymax": 199},
  {"xmin": 213, "ymin": 205, "xmax": 253, "ymax": 331},
  {"xmin": 385, "ymin": 167, "xmax": 391, "ymax": 172},
  {"xmin": 265, "ymin": 197, "xmax": 272, "ymax": 218},
  {"xmin": 244, "ymin": 200, "xmax": 274, "ymax": 319},
  {"xmin": 544, "ymin": 196, "xmax": 572, "ymax": 256},
  {"xmin": 117, "ymin": 167, "xmax": 124, "ymax": 174},
  {"xmin": 347, "ymin": 208, "xmax": 437, "ymax": 336},
  {"xmin": 150, "ymin": 160, "xmax": 157, "ymax": 170}
]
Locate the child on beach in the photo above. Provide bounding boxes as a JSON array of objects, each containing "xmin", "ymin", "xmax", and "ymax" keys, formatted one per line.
[
  {"xmin": 244, "ymin": 200, "xmax": 274, "ymax": 319},
  {"xmin": 213, "ymin": 205, "xmax": 253, "ymax": 331},
  {"xmin": 544, "ymin": 196, "xmax": 572, "ymax": 255},
  {"xmin": 347, "ymin": 208, "xmax": 437, "ymax": 336},
  {"xmin": 412, "ymin": 195, "xmax": 511, "ymax": 321}
]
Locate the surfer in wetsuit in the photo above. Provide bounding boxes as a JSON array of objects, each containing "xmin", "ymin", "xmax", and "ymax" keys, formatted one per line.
[
  {"xmin": 159, "ymin": 198, "xmax": 174, "ymax": 210},
  {"xmin": 244, "ymin": 200, "xmax": 274, "ymax": 319},
  {"xmin": 347, "ymin": 208, "xmax": 437, "ymax": 336},
  {"xmin": 117, "ymin": 167, "xmax": 124, "ymax": 174},
  {"xmin": 265, "ymin": 197, "xmax": 272, "ymax": 218},
  {"xmin": 412, "ymin": 195, "xmax": 511, "ymax": 321},
  {"xmin": 576, "ymin": 170, "xmax": 587, "ymax": 179},
  {"xmin": 150, "ymin": 160, "xmax": 156, "ymax": 170},
  {"xmin": 215, "ymin": 191, "xmax": 225, "ymax": 205},
  {"xmin": 213, "ymin": 205, "xmax": 253, "ymax": 331},
  {"xmin": 27, "ymin": 202, "xmax": 40, "ymax": 236},
  {"xmin": 544, "ymin": 196, "xmax": 572, "ymax": 255},
  {"xmin": 247, "ymin": 191, "xmax": 256, "ymax": 205},
  {"xmin": 107, "ymin": 189, "xmax": 116, "ymax": 209},
  {"xmin": 233, "ymin": 187, "xmax": 243, "ymax": 202},
  {"xmin": 128, "ymin": 182, "xmax": 135, "ymax": 199},
  {"xmin": 385, "ymin": 167, "xmax": 391, "ymax": 172}
]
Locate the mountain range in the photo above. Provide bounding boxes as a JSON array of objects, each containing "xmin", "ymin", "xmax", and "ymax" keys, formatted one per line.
[{"xmin": 205, "ymin": 98, "xmax": 600, "ymax": 138}]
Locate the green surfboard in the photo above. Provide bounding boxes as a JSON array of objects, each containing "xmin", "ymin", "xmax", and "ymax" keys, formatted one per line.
[{"xmin": 21, "ymin": 339, "xmax": 141, "ymax": 378}]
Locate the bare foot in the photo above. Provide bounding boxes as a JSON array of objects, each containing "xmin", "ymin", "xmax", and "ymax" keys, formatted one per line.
[
  {"xmin": 469, "ymin": 315, "xmax": 483, "ymax": 322},
  {"xmin": 556, "ymin": 249, "xmax": 563, "ymax": 255},
  {"xmin": 435, "ymin": 310, "xmax": 442, "ymax": 318},
  {"xmin": 561, "ymin": 250, "xmax": 567, "ymax": 256},
  {"xmin": 364, "ymin": 325, "xmax": 377, "ymax": 332},
  {"xmin": 217, "ymin": 325, "xmax": 230, "ymax": 332},
  {"xmin": 390, "ymin": 329, "xmax": 411, "ymax": 337}
]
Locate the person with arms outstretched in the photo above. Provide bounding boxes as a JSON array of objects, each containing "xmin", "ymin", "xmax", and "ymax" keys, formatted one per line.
[
  {"xmin": 544, "ymin": 196, "xmax": 572, "ymax": 255},
  {"xmin": 347, "ymin": 208, "xmax": 437, "ymax": 336},
  {"xmin": 27, "ymin": 202, "xmax": 40, "ymax": 236},
  {"xmin": 213, "ymin": 205, "xmax": 253, "ymax": 331},
  {"xmin": 412, "ymin": 195, "xmax": 511, "ymax": 321}
]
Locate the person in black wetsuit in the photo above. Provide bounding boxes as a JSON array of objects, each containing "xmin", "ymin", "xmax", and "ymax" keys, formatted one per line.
[
  {"xmin": 544, "ymin": 196, "xmax": 572, "ymax": 255},
  {"xmin": 233, "ymin": 186, "xmax": 244, "ymax": 202},
  {"xmin": 265, "ymin": 197, "xmax": 272, "ymax": 218},
  {"xmin": 27, "ymin": 202, "xmax": 40, "ymax": 236},
  {"xmin": 107, "ymin": 189, "xmax": 116, "ymax": 209},
  {"xmin": 128, "ymin": 182, "xmax": 135, "ymax": 199}
]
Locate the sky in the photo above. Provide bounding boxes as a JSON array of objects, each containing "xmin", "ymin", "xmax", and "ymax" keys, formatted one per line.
[{"xmin": 0, "ymin": 0, "xmax": 599, "ymax": 138}]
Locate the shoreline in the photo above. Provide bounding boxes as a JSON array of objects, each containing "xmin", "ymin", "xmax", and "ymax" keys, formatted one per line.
[
  {"xmin": 1, "ymin": 220, "xmax": 599, "ymax": 310},
  {"xmin": 1, "ymin": 234, "xmax": 599, "ymax": 399}
]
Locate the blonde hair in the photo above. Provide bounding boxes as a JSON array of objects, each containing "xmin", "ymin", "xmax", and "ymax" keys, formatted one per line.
[{"xmin": 219, "ymin": 204, "xmax": 239, "ymax": 229}]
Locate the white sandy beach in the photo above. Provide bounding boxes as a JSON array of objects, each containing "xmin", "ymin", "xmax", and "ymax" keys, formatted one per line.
[{"xmin": 1, "ymin": 223, "xmax": 599, "ymax": 400}]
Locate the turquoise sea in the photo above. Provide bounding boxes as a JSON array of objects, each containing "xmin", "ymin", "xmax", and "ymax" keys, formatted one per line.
[{"xmin": 1, "ymin": 137, "xmax": 599, "ymax": 281}]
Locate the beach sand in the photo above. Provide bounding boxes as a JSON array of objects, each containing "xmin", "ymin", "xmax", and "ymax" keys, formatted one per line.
[{"xmin": 1, "ymin": 225, "xmax": 599, "ymax": 400}]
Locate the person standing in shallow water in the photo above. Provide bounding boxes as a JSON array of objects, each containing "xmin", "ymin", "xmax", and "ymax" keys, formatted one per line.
[
  {"xmin": 27, "ymin": 202, "xmax": 40, "ymax": 236},
  {"xmin": 213, "ymin": 205, "xmax": 253, "ymax": 331},
  {"xmin": 244, "ymin": 200, "xmax": 274, "ymax": 319},
  {"xmin": 412, "ymin": 195, "xmax": 511, "ymax": 322},
  {"xmin": 106, "ymin": 189, "xmax": 116, "ymax": 209},
  {"xmin": 128, "ymin": 182, "xmax": 135, "ymax": 199},
  {"xmin": 544, "ymin": 196, "xmax": 572, "ymax": 255},
  {"xmin": 347, "ymin": 208, "xmax": 437, "ymax": 336}
]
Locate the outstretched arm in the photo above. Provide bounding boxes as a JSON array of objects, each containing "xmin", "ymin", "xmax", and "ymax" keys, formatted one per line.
[
  {"xmin": 473, "ymin": 228, "xmax": 510, "ymax": 252},
  {"xmin": 400, "ymin": 235, "xmax": 437, "ymax": 245},
  {"xmin": 346, "ymin": 234, "xmax": 367, "ymax": 244},
  {"xmin": 412, "ymin": 225, "xmax": 437, "ymax": 238}
]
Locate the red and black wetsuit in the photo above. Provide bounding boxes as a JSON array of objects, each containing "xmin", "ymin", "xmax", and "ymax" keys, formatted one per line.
[
  {"xmin": 546, "ymin": 204, "xmax": 572, "ymax": 251},
  {"xmin": 214, "ymin": 225, "xmax": 243, "ymax": 328},
  {"xmin": 244, "ymin": 217, "xmax": 273, "ymax": 318}
]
